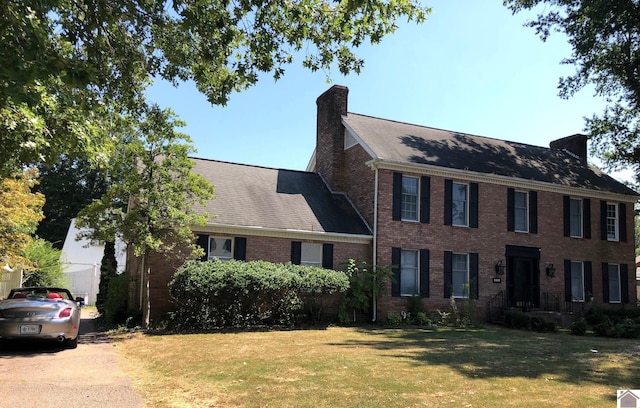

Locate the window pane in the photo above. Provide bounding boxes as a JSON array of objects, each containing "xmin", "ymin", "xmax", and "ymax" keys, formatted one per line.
[
  {"xmin": 400, "ymin": 250, "xmax": 419, "ymax": 296},
  {"xmin": 607, "ymin": 203, "xmax": 618, "ymax": 240},
  {"xmin": 452, "ymin": 183, "xmax": 468, "ymax": 226},
  {"xmin": 301, "ymin": 243, "xmax": 322, "ymax": 266},
  {"xmin": 514, "ymin": 191, "xmax": 528, "ymax": 232},
  {"xmin": 570, "ymin": 262, "xmax": 584, "ymax": 301},
  {"xmin": 569, "ymin": 199, "xmax": 582, "ymax": 237},
  {"xmin": 401, "ymin": 177, "xmax": 418, "ymax": 221},
  {"xmin": 452, "ymin": 253, "xmax": 468, "ymax": 298},
  {"xmin": 608, "ymin": 264, "xmax": 621, "ymax": 303},
  {"xmin": 209, "ymin": 237, "xmax": 232, "ymax": 260}
]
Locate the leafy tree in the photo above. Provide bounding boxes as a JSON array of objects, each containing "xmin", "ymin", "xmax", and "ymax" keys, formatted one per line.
[
  {"xmin": 76, "ymin": 105, "xmax": 215, "ymax": 328},
  {"xmin": 20, "ymin": 238, "xmax": 67, "ymax": 287},
  {"xmin": 0, "ymin": 168, "xmax": 45, "ymax": 269},
  {"xmin": 34, "ymin": 156, "xmax": 110, "ymax": 249},
  {"xmin": 504, "ymin": 1, "xmax": 640, "ymax": 181},
  {"xmin": 1, "ymin": 0, "xmax": 430, "ymax": 177}
]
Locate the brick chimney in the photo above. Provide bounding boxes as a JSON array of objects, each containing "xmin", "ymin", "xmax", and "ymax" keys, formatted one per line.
[
  {"xmin": 315, "ymin": 85, "xmax": 348, "ymax": 191},
  {"xmin": 549, "ymin": 134, "xmax": 588, "ymax": 163}
]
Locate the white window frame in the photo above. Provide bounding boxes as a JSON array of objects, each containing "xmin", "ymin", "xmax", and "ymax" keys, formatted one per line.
[
  {"xmin": 208, "ymin": 237, "xmax": 233, "ymax": 261},
  {"xmin": 606, "ymin": 202, "xmax": 619, "ymax": 241},
  {"xmin": 400, "ymin": 250, "xmax": 419, "ymax": 296},
  {"xmin": 452, "ymin": 253, "xmax": 469, "ymax": 298},
  {"xmin": 570, "ymin": 261, "xmax": 585, "ymax": 302},
  {"xmin": 301, "ymin": 242, "xmax": 323, "ymax": 267},
  {"xmin": 401, "ymin": 176, "xmax": 419, "ymax": 222},
  {"xmin": 569, "ymin": 198, "xmax": 583, "ymax": 238},
  {"xmin": 514, "ymin": 190, "xmax": 529, "ymax": 233},
  {"xmin": 608, "ymin": 263, "xmax": 621, "ymax": 303},
  {"xmin": 452, "ymin": 182, "xmax": 468, "ymax": 227}
]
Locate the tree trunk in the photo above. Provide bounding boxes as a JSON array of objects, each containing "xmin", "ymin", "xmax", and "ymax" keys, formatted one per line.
[{"xmin": 140, "ymin": 251, "xmax": 151, "ymax": 329}]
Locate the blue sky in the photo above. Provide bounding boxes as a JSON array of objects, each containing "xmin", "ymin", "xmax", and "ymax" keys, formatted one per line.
[{"xmin": 146, "ymin": 0, "xmax": 616, "ymax": 176}]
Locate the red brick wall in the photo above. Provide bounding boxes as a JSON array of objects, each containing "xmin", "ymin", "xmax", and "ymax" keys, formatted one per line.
[
  {"xmin": 137, "ymin": 233, "xmax": 371, "ymax": 321},
  {"xmin": 374, "ymin": 168, "xmax": 636, "ymax": 319}
]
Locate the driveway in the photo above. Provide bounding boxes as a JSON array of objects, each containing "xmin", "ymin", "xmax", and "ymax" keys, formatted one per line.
[{"xmin": 0, "ymin": 310, "xmax": 146, "ymax": 407}]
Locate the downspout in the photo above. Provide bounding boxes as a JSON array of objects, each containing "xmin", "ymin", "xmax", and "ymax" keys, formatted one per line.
[{"xmin": 372, "ymin": 166, "xmax": 379, "ymax": 322}]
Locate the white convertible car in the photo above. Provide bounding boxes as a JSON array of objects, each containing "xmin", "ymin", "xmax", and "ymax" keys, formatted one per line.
[{"xmin": 0, "ymin": 287, "xmax": 84, "ymax": 349}]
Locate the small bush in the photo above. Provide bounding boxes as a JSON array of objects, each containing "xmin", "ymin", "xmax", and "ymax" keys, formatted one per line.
[
  {"xmin": 569, "ymin": 318, "xmax": 588, "ymax": 336},
  {"xmin": 103, "ymin": 273, "xmax": 131, "ymax": 325},
  {"xmin": 504, "ymin": 310, "xmax": 556, "ymax": 333},
  {"xmin": 413, "ymin": 311, "xmax": 432, "ymax": 326},
  {"xmin": 386, "ymin": 312, "xmax": 403, "ymax": 326}
]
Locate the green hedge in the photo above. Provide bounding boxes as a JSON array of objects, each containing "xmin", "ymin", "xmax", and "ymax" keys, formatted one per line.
[
  {"xmin": 582, "ymin": 307, "xmax": 640, "ymax": 338},
  {"xmin": 168, "ymin": 260, "xmax": 349, "ymax": 329},
  {"xmin": 504, "ymin": 310, "xmax": 556, "ymax": 333}
]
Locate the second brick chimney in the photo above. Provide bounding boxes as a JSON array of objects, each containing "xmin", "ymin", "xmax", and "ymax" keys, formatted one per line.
[
  {"xmin": 550, "ymin": 134, "xmax": 588, "ymax": 163},
  {"xmin": 315, "ymin": 85, "xmax": 348, "ymax": 191}
]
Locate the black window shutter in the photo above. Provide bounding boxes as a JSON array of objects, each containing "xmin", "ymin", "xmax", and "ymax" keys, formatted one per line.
[
  {"xmin": 507, "ymin": 188, "xmax": 515, "ymax": 232},
  {"xmin": 444, "ymin": 251, "xmax": 453, "ymax": 298},
  {"xmin": 291, "ymin": 241, "xmax": 302, "ymax": 265},
  {"xmin": 419, "ymin": 249, "xmax": 430, "ymax": 297},
  {"xmin": 600, "ymin": 200, "xmax": 607, "ymax": 240},
  {"xmin": 621, "ymin": 264, "xmax": 629, "ymax": 303},
  {"xmin": 584, "ymin": 261, "xmax": 592, "ymax": 298},
  {"xmin": 529, "ymin": 191, "xmax": 538, "ymax": 234},
  {"xmin": 564, "ymin": 259, "xmax": 572, "ymax": 302},
  {"xmin": 469, "ymin": 183, "xmax": 479, "ymax": 228},
  {"xmin": 444, "ymin": 180, "xmax": 453, "ymax": 226},
  {"xmin": 322, "ymin": 243, "xmax": 334, "ymax": 269},
  {"xmin": 196, "ymin": 234, "xmax": 209, "ymax": 261},
  {"xmin": 420, "ymin": 176, "xmax": 431, "ymax": 224},
  {"xmin": 392, "ymin": 172, "xmax": 402, "ymax": 221},
  {"xmin": 619, "ymin": 203, "xmax": 627, "ymax": 242},
  {"xmin": 470, "ymin": 253, "xmax": 479, "ymax": 299},
  {"xmin": 583, "ymin": 198, "xmax": 591, "ymax": 239},
  {"xmin": 233, "ymin": 237, "xmax": 247, "ymax": 261},
  {"xmin": 563, "ymin": 196, "xmax": 571, "ymax": 237},
  {"xmin": 391, "ymin": 247, "xmax": 401, "ymax": 297},
  {"xmin": 602, "ymin": 262, "xmax": 610, "ymax": 303}
]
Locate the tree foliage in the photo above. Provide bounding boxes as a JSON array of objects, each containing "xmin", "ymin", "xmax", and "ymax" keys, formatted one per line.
[
  {"xmin": 0, "ymin": 168, "xmax": 45, "ymax": 269},
  {"xmin": 34, "ymin": 157, "xmax": 110, "ymax": 249},
  {"xmin": 1, "ymin": 0, "xmax": 430, "ymax": 177},
  {"xmin": 504, "ymin": 1, "xmax": 640, "ymax": 180},
  {"xmin": 20, "ymin": 238, "xmax": 67, "ymax": 287},
  {"xmin": 76, "ymin": 104, "xmax": 215, "ymax": 327}
]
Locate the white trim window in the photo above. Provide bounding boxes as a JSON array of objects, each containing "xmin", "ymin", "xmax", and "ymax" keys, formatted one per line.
[
  {"xmin": 569, "ymin": 198, "xmax": 583, "ymax": 238},
  {"xmin": 514, "ymin": 191, "xmax": 529, "ymax": 232},
  {"xmin": 452, "ymin": 182, "xmax": 468, "ymax": 227},
  {"xmin": 570, "ymin": 261, "xmax": 585, "ymax": 302},
  {"xmin": 608, "ymin": 263, "xmax": 621, "ymax": 303},
  {"xmin": 400, "ymin": 250, "xmax": 419, "ymax": 296},
  {"xmin": 606, "ymin": 203, "xmax": 619, "ymax": 241},
  {"xmin": 401, "ymin": 176, "xmax": 419, "ymax": 221},
  {"xmin": 208, "ymin": 237, "xmax": 233, "ymax": 260},
  {"xmin": 301, "ymin": 242, "xmax": 323, "ymax": 267},
  {"xmin": 452, "ymin": 253, "xmax": 469, "ymax": 298}
]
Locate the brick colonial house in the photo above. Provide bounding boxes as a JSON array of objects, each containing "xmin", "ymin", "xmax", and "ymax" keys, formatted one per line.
[{"xmin": 135, "ymin": 85, "xmax": 639, "ymax": 322}]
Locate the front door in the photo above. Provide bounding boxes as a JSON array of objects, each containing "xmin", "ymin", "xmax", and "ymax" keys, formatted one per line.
[{"xmin": 507, "ymin": 257, "xmax": 540, "ymax": 309}]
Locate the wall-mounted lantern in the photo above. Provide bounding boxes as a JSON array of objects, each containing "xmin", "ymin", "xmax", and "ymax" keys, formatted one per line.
[
  {"xmin": 494, "ymin": 260, "xmax": 505, "ymax": 275},
  {"xmin": 545, "ymin": 263, "xmax": 556, "ymax": 278}
]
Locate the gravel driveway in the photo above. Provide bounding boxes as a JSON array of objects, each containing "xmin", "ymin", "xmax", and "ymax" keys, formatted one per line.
[{"xmin": 0, "ymin": 309, "xmax": 146, "ymax": 407}]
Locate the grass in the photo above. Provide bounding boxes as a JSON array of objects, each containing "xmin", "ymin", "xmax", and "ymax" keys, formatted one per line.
[{"xmin": 113, "ymin": 325, "xmax": 640, "ymax": 408}]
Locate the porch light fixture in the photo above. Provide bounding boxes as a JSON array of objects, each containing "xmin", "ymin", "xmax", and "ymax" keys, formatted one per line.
[
  {"xmin": 545, "ymin": 264, "xmax": 556, "ymax": 278},
  {"xmin": 494, "ymin": 260, "xmax": 505, "ymax": 275}
]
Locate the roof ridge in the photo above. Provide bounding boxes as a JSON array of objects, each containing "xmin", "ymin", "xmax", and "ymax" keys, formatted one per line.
[
  {"xmin": 346, "ymin": 112, "xmax": 553, "ymax": 151},
  {"xmin": 190, "ymin": 156, "xmax": 314, "ymax": 175}
]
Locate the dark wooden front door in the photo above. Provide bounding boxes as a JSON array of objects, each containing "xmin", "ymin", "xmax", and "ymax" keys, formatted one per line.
[{"xmin": 507, "ymin": 257, "xmax": 540, "ymax": 309}]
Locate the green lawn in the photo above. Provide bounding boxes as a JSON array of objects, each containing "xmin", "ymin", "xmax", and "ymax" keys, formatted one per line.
[{"xmin": 115, "ymin": 325, "xmax": 640, "ymax": 407}]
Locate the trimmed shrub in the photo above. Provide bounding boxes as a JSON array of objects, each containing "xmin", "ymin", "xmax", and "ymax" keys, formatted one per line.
[
  {"xmin": 569, "ymin": 318, "xmax": 588, "ymax": 336},
  {"xmin": 103, "ymin": 273, "xmax": 130, "ymax": 325},
  {"xmin": 504, "ymin": 310, "xmax": 556, "ymax": 333},
  {"xmin": 168, "ymin": 260, "xmax": 349, "ymax": 329}
]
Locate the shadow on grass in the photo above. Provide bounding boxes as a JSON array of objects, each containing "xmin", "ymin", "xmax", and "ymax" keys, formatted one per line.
[{"xmin": 331, "ymin": 325, "xmax": 640, "ymax": 391}]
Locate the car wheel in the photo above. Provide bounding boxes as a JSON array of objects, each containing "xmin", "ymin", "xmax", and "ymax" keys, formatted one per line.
[{"xmin": 65, "ymin": 336, "xmax": 78, "ymax": 349}]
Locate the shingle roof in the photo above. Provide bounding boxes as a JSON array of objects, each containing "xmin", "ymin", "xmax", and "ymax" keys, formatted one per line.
[
  {"xmin": 191, "ymin": 158, "xmax": 371, "ymax": 235},
  {"xmin": 344, "ymin": 113, "xmax": 638, "ymax": 196}
]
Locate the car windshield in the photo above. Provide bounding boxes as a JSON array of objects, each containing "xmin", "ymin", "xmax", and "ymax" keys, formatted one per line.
[{"xmin": 12, "ymin": 290, "xmax": 72, "ymax": 300}]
